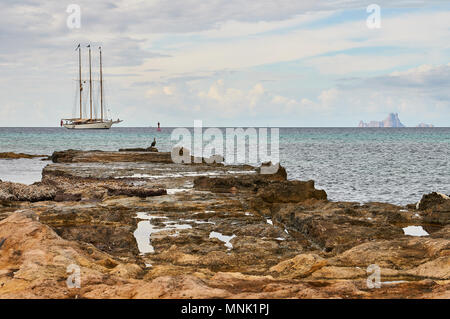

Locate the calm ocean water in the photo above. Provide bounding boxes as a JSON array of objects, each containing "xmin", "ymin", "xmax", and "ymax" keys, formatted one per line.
[{"xmin": 0, "ymin": 127, "xmax": 449, "ymax": 205}]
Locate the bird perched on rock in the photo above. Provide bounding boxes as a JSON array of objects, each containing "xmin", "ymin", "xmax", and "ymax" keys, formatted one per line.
[{"xmin": 151, "ymin": 138, "xmax": 156, "ymax": 148}]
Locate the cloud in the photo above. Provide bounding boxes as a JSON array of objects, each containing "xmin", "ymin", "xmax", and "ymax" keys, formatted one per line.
[{"xmin": 0, "ymin": 1, "xmax": 449, "ymax": 126}]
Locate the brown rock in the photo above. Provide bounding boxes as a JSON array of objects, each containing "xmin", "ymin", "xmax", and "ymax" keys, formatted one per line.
[
  {"xmin": 54, "ymin": 192, "xmax": 82, "ymax": 202},
  {"xmin": 269, "ymin": 253, "xmax": 327, "ymax": 278},
  {"xmin": 417, "ymin": 192, "xmax": 450, "ymax": 211},
  {"xmin": 0, "ymin": 181, "xmax": 56, "ymax": 202},
  {"xmin": 106, "ymin": 187, "xmax": 167, "ymax": 198},
  {"xmin": 0, "ymin": 212, "xmax": 142, "ymax": 298},
  {"xmin": 256, "ymin": 180, "xmax": 327, "ymax": 203},
  {"xmin": 50, "ymin": 150, "xmax": 173, "ymax": 163}
]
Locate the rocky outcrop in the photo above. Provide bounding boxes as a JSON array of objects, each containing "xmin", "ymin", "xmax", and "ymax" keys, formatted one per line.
[
  {"xmin": 0, "ymin": 152, "xmax": 47, "ymax": 159},
  {"xmin": 193, "ymin": 174, "xmax": 285, "ymax": 193},
  {"xmin": 0, "ymin": 212, "xmax": 144, "ymax": 298},
  {"xmin": 256, "ymin": 180, "xmax": 327, "ymax": 203},
  {"xmin": 0, "ymin": 149, "xmax": 448, "ymax": 299},
  {"xmin": 0, "ymin": 181, "xmax": 56, "ymax": 202},
  {"xmin": 359, "ymin": 113, "xmax": 405, "ymax": 127},
  {"xmin": 50, "ymin": 149, "xmax": 226, "ymax": 165},
  {"xmin": 416, "ymin": 192, "xmax": 450, "ymax": 211},
  {"xmin": 50, "ymin": 150, "xmax": 173, "ymax": 163},
  {"xmin": 1, "ymin": 211, "xmax": 448, "ymax": 299},
  {"xmin": 269, "ymin": 201, "xmax": 407, "ymax": 254},
  {"xmin": 119, "ymin": 147, "xmax": 158, "ymax": 152},
  {"xmin": 415, "ymin": 192, "xmax": 450, "ymax": 225}
]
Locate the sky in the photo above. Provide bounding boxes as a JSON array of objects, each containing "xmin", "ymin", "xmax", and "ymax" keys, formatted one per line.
[{"xmin": 0, "ymin": 0, "xmax": 449, "ymax": 127}]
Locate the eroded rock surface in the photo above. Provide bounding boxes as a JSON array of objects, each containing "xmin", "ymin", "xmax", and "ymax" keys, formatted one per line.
[
  {"xmin": 0, "ymin": 181, "xmax": 56, "ymax": 202},
  {"xmin": 0, "ymin": 149, "xmax": 448, "ymax": 298}
]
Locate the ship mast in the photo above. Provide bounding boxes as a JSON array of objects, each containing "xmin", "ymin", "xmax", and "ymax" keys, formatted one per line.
[
  {"xmin": 77, "ymin": 44, "xmax": 82, "ymax": 119},
  {"xmin": 88, "ymin": 44, "xmax": 93, "ymax": 121},
  {"xmin": 99, "ymin": 46, "xmax": 103, "ymax": 121}
]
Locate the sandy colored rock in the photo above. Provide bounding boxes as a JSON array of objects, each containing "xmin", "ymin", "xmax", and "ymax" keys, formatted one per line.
[
  {"xmin": 0, "ymin": 149, "xmax": 448, "ymax": 299},
  {"xmin": 269, "ymin": 253, "xmax": 326, "ymax": 278}
]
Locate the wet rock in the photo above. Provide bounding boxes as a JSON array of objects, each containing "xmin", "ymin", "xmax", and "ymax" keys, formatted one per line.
[{"xmin": 106, "ymin": 187, "xmax": 167, "ymax": 198}]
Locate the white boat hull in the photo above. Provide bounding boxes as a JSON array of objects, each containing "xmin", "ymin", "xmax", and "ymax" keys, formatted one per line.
[{"xmin": 63, "ymin": 121, "xmax": 116, "ymax": 129}]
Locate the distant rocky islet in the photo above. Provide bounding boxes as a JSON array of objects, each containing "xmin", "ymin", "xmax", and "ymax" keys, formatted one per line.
[{"xmin": 359, "ymin": 113, "xmax": 434, "ymax": 128}]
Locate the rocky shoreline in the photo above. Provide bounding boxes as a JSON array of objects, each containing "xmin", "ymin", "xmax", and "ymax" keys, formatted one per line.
[{"xmin": 0, "ymin": 149, "xmax": 448, "ymax": 298}]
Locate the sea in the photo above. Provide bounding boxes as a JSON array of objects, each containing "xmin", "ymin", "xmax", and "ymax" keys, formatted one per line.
[{"xmin": 0, "ymin": 127, "xmax": 449, "ymax": 206}]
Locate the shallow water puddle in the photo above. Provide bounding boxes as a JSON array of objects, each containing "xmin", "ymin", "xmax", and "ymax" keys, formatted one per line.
[
  {"xmin": 166, "ymin": 189, "xmax": 188, "ymax": 195},
  {"xmin": 133, "ymin": 212, "xmax": 192, "ymax": 254},
  {"xmin": 209, "ymin": 231, "xmax": 236, "ymax": 249},
  {"xmin": 118, "ymin": 173, "xmax": 184, "ymax": 179},
  {"xmin": 402, "ymin": 225, "xmax": 429, "ymax": 237},
  {"xmin": 227, "ymin": 170, "xmax": 257, "ymax": 174},
  {"xmin": 184, "ymin": 219, "xmax": 215, "ymax": 225}
]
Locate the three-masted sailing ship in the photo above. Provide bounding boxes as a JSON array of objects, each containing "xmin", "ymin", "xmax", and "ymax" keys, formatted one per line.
[{"xmin": 61, "ymin": 44, "xmax": 122, "ymax": 129}]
